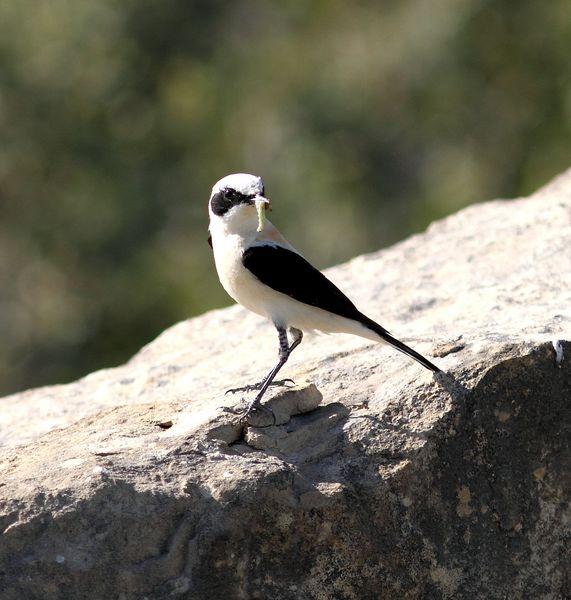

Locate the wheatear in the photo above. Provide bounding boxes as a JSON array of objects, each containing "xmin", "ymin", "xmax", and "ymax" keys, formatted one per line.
[{"xmin": 208, "ymin": 173, "xmax": 440, "ymax": 421}]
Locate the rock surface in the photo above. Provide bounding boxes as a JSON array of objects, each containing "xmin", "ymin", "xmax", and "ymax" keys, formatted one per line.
[{"xmin": 1, "ymin": 170, "xmax": 570, "ymax": 599}]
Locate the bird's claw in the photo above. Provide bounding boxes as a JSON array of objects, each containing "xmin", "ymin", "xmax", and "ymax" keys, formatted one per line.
[
  {"xmin": 221, "ymin": 400, "xmax": 276, "ymax": 427},
  {"xmin": 241, "ymin": 402, "xmax": 276, "ymax": 427},
  {"xmin": 224, "ymin": 378, "xmax": 295, "ymax": 396}
]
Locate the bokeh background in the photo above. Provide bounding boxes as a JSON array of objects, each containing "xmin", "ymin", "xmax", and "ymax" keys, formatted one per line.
[{"xmin": 1, "ymin": 0, "xmax": 570, "ymax": 396}]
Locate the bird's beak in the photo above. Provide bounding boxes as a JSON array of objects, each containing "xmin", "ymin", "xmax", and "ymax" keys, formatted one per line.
[{"xmin": 253, "ymin": 195, "xmax": 270, "ymax": 232}]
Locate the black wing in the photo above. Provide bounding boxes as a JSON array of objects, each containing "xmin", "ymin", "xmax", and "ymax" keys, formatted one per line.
[
  {"xmin": 243, "ymin": 244, "xmax": 440, "ymax": 372},
  {"xmin": 242, "ymin": 245, "xmax": 363, "ymax": 321}
]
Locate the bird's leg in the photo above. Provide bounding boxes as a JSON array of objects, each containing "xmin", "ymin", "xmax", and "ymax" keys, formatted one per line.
[{"xmin": 241, "ymin": 327, "xmax": 303, "ymax": 421}]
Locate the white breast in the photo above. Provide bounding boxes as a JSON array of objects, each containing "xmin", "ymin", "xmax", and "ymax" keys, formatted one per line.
[{"xmin": 209, "ymin": 223, "xmax": 270, "ymax": 320}]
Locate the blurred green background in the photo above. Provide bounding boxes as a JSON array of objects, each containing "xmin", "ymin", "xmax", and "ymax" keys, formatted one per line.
[{"xmin": 1, "ymin": 0, "xmax": 570, "ymax": 396}]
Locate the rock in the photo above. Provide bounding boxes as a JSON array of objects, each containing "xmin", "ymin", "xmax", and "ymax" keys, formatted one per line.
[
  {"xmin": 244, "ymin": 382, "xmax": 323, "ymax": 427},
  {"xmin": 1, "ymin": 170, "xmax": 570, "ymax": 599},
  {"xmin": 206, "ymin": 383, "xmax": 323, "ymax": 443}
]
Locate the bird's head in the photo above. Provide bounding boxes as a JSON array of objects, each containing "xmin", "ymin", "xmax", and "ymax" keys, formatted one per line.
[{"xmin": 208, "ymin": 173, "xmax": 270, "ymax": 235}]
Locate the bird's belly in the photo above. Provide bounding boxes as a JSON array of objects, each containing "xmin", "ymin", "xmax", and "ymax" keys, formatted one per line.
[
  {"xmin": 223, "ymin": 267, "xmax": 275, "ymax": 318},
  {"xmin": 271, "ymin": 296, "xmax": 377, "ymax": 339}
]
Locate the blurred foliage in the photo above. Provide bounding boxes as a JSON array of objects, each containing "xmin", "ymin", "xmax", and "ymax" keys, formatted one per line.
[{"xmin": 0, "ymin": 0, "xmax": 570, "ymax": 395}]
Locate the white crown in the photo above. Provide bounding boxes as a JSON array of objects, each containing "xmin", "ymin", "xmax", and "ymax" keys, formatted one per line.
[{"xmin": 211, "ymin": 173, "xmax": 264, "ymax": 198}]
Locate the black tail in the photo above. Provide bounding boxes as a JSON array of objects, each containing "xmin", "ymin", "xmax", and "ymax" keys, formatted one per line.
[{"xmin": 360, "ymin": 315, "xmax": 441, "ymax": 373}]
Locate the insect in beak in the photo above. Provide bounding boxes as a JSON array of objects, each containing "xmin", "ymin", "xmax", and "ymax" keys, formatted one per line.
[{"xmin": 254, "ymin": 196, "xmax": 270, "ymax": 232}]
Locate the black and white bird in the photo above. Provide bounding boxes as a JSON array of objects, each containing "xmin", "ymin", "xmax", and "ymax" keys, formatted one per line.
[{"xmin": 208, "ymin": 173, "xmax": 440, "ymax": 421}]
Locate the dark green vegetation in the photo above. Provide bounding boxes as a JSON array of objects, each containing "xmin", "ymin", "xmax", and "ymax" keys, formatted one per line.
[{"xmin": 1, "ymin": 0, "xmax": 570, "ymax": 395}]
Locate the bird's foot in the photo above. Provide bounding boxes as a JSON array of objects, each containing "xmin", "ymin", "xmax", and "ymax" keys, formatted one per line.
[
  {"xmin": 224, "ymin": 378, "xmax": 295, "ymax": 396},
  {"xmin": 221, "ymin": 399, "xmax": 277, "ymax": 427},
  {"xmin": 242, "ymin": 401, "xmax": 276, "ymax": 427}
]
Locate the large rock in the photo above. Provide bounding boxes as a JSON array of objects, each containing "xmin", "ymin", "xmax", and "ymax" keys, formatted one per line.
[{"xmin": 1, "ymin": 170, "xmax": 569, "ymax": 599}]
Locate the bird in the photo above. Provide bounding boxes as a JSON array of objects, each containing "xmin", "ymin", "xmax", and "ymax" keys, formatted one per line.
[{"xmin": 207, "ymin": 173, "xmax": 441, "ymax": 423}]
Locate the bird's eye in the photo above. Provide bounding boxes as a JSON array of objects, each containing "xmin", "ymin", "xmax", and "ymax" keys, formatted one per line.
[{"xmin": 225, "ymin": 188, "xmax": 238, "ymax": 201}]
